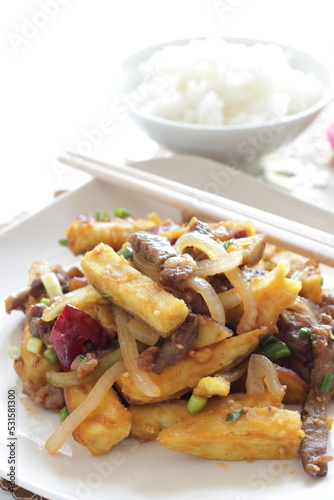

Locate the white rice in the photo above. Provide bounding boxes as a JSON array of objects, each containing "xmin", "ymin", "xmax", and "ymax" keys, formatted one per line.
[{"xmin": 128, "ymin": 38, "xmax": 322, "ymax": 126}]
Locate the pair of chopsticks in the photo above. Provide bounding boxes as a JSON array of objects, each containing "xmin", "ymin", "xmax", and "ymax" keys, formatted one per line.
[{"xmin": 58, "ymin": 152, "xmax": 334, "ymax": 267}]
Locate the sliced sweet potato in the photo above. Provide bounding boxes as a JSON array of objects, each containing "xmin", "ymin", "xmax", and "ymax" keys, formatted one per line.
[
  {"xmin": 227, "ymin": 233, "xmax": 267, "ymax": 266},
  {"xmin": 81, "ymin": 243, "xmax": 189, "ymax": 336},
  {"xmin": 64, "ymin": 381, "xmax": 131, "ymax": 456},
  {"xmin": 190, "ymin": 315, "xmax": 232, "ymax": 349},
  {"xmin": 275, "ymin": 365, "xmax": 309, "ymax": 405},
  {"xmin": 117, "ymin": 328, "xmax": 268, "ymax": 404},
  {"xmin": 157, "ymin": 407, "xmax": 304, "ymax": 460},
  {"xmin": 129, "ymin": 390, "xmax": 284, "ymax": 442},
  {"xmin": 66, "ymin": 213, "xmax": 162, "ymax": 255},
  {"xmin": 14, "ymin": 323, "xmax": 62, "ymax": 386}
]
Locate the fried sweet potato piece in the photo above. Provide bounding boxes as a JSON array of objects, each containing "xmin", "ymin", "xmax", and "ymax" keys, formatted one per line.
[
  {"xmin": 15, "ymin": 323, "xmax": 62, "ymax": 386},
  {"xmin": 157, "ymin": 407, "xmax": 304, "ymax": 460},
  {"xmin": 263, "ymin": 246, "xmax": 322, "ymax": 304},
  {"xmin": 117, "ymin": 328, "xmax": 267, "ymax": 404},
  {"xmin": 220, "ymin": 261, "xmax": 301, "ymax": 329},
  {"xmin": 253, "ymin": 262, "xmax": 302, "ymax": 329},
  {"xmin": 64, "ymin": 381, "xmax": 131, "ymax": 456},
  {"xmin": 14, "ymin": 324, "xmax": 64, "ymax": 409},
  {"xmin": 66, "ymin": 213, "xmax": 162, "ymax": 255},
  {"xmin": 226, "ymin": 233, "xmax": 267, "ymax": 266},
  {"xmin": 275, "ymin": 365, "xmax": 309, "ymax": 405},
  {"xmin": 81, "ymin": 243, "xmax": 189, "ymax": 337},
  {"xmin": 190, "ymin": 315, "xmax": 232, "ymax": 349},
  {"xmin": 129, "ymin": 390, "xmax": 284, "ymax": 442}
]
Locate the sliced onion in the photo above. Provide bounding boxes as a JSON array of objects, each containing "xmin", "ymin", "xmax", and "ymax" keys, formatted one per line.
[
  {"xmin": 42, "ymin": 285, "xmax": 103, "ymax": 322},
  {"xmin": 174, "ymin": 232, "xmax": 224, "ymax": 259},
  {"xmin": 46, "ymin": 349, "xmax": 122, "ymax": 387},
  {"xmin": 175, "ymin": 232, "xmax": 256, "ymax": 332},
  {"xmin": 132, "ymin": 252, "xmax": 159, "ymax": 282},
  {"xmin": 218, "ymin": 288, "xmax": 241, "ymax": 310},
  {"xmin": 45, "ymin": 360, "xmax": 126, "ymax": 454},
  {"xmin": 216, "ymin": 360, "xmax": 248, "ymax": 383},
  {"xmin": 163, "ymin": 253, "xmax": 197, "ymax": 270},
  {"xmin": 246, "ymin": 354, "xmax": 285, "ymax": 399},
  {"xmin": 113, "ymin": 307, "xmax": 161, "ymax": 397},
  {"xmin": 193, "ymin": 251, "xmax": 243, "ymax": 277},
  {"xmin": 183, "ymin": 276, "xmax": 225, "ymax": 324},
  {"xmin": 225, "ymin": 267, "xmax": 257, "ymax": 334},
  {"xmin": 127, "ymin": 317, "xmax": 160, "ymax": 346}
]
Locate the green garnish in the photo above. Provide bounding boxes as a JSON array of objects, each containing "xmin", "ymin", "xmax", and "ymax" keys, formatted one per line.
[
  {"xmin": 44, "ymin": 348, "xmax": 59, "ymax": 364},
  {"xmin": 60, "ymin": 406, "xmax": 70, "ymax": 422},
  {"xmin": 226, "ymin": 409, "xmax": 244, "ymax": 421},
  {"xmin": 78, "ymin": 355, "xmax": 87, "ymax": 361},
  {"xmin": 95, "ymin": 210, "xmax": 109, "ymax": 221},
  {"xmin": 320, "ymin": 372, "xmax": 334, "ymax": 393},
  {"xmin": 258, "ymin": 334, "xmax": 277, "ymax": 348},
  {"xmin": 41, "ymin": 272, "xmax": 63, "ymax": 298},
  {"xmin": 299, "ymin": 327, "xmax": 312, "ymax": 338},
  {"xmin": 222, "ymin": 238, "xmax": 235, "ymax": 249},
  {"xmin": 258, "ymin": 338, "xmax": 291, "ymax": 361},
  {"xmin": 26, "ymin": 337, "xmax": 43, "ymax": 354},
  {"xmin": 58, "ymin": 239, "xmax": 68, "ymax": 247},
  {"xmin": 116, "ymin": 247, "xmax": 133, "ymax": 260},
  {"xmin": 102, "ymin": 294, "xmax": 112, "ymax": 300},
  {"xmin": 8, "ymin": 346, "xmax": 22, "ymax": 360},
  {"xmin": 114, "ymin": 207, "xmax": 132, "ymax": 218},
  {"xmin": 40, "ymin": 297, "xmax": 50, "ymax": 306},
  {"xmin": 187, "ymin": 395, "xmax": 208, "ymax": 414}
]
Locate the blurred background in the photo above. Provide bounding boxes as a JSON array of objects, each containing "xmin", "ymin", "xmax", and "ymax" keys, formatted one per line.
[{"xmin": 1, "ymin": 0, "xmax": 333, "ymax": 227}]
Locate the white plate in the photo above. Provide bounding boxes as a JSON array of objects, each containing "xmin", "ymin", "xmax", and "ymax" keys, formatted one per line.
[{"xmin": 0, "ymin": 156, "xmax": 333, "ymax": 500}]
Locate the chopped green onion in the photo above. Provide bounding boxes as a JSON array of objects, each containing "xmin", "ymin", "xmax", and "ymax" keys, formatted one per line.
[
  {"xmin": 226, "ymin": 409, "xmax": 244, "ymax": 421},
  {"xmin": 259, "ymin": 334, "xmax": 277, "ymax": 348},
  {"xmin": 95, "ymin": 210, "xmax": 109, "ymax": 221},
  {"xmin": 58, "ymin": 239, "xmax": 68, "ymax": 247},
  {"xmin": 40, "ymin": 297, "xmax": 50, "ymax": 306},
  {"xmin": 41, "ymin": 272, "xmax": 63, "ymax": 298},
  {"xmin": 26, "ymin": 337, "xmax": 43, "ymax": 354},
  {"xmin": 258, "ymin": 339, "xmax": 291, "ymax": 361},
  {"xmin": 78, "ymin": 355, "xmax": 87, "ymax": 361},
  {"xmin": 187, "ymin": 395, "xmax": 208, "ymax": 414},
  {"xmin": 222, "ymin": 238, "xmax": 235, "ymax": 249},
  {"xmin": 102, "ymin": 294, "xmax": 112, "ymax": 300},
  {"xmin": 8, "ymin": 346, "xmax": 22, "ymax": 360},
  {"xmin": 114, "ymin": 207, "xmax": 132, "ymax": 218},
  {"xmin": 60, "ymin": 406, "xmax": 70, "ymax": 422},
  {"xmin": 116, "ymin": 247, "xmax": 133, "ymax": 260},
  {"xmin": 42, "ymin": 285, "xmax": 101, "ymax": 322},
  {"xmin": 320, "ymin": 372, "xmax": 334, "ymax": 393},
  {"xmin": 299, "ymin": 327, "xmax": 312, "ymax": 338},
  {"xmin": 44, "ymin": 348, "xmax": 59, "ymax": 363}
]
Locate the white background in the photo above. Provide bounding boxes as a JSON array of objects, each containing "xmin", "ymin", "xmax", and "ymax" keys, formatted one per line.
[{"xmin": 1, "ymin": 0, "xmax": 334, "ymax": 227}]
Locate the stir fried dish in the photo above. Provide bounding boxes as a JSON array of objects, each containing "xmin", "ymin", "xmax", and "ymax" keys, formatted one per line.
[{"xmin": 5, "ymin": 209, "xmax": 334, "ymax": 478}]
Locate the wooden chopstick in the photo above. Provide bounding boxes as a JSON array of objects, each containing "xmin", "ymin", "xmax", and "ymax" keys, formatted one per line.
[{"xmin": 58, "ymin": 152, "xmax": 334, "ymax": 267}]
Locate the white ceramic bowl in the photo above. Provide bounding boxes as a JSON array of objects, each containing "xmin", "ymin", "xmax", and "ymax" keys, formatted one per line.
[{"xmin": 120, "ymin": 37, "xmax": 334, "ymax": 172}]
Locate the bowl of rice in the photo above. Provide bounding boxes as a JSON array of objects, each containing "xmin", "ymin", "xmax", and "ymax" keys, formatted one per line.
[{"xmin": 120, "ymin": 37, "xmax": 333, "ymax": 172}]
